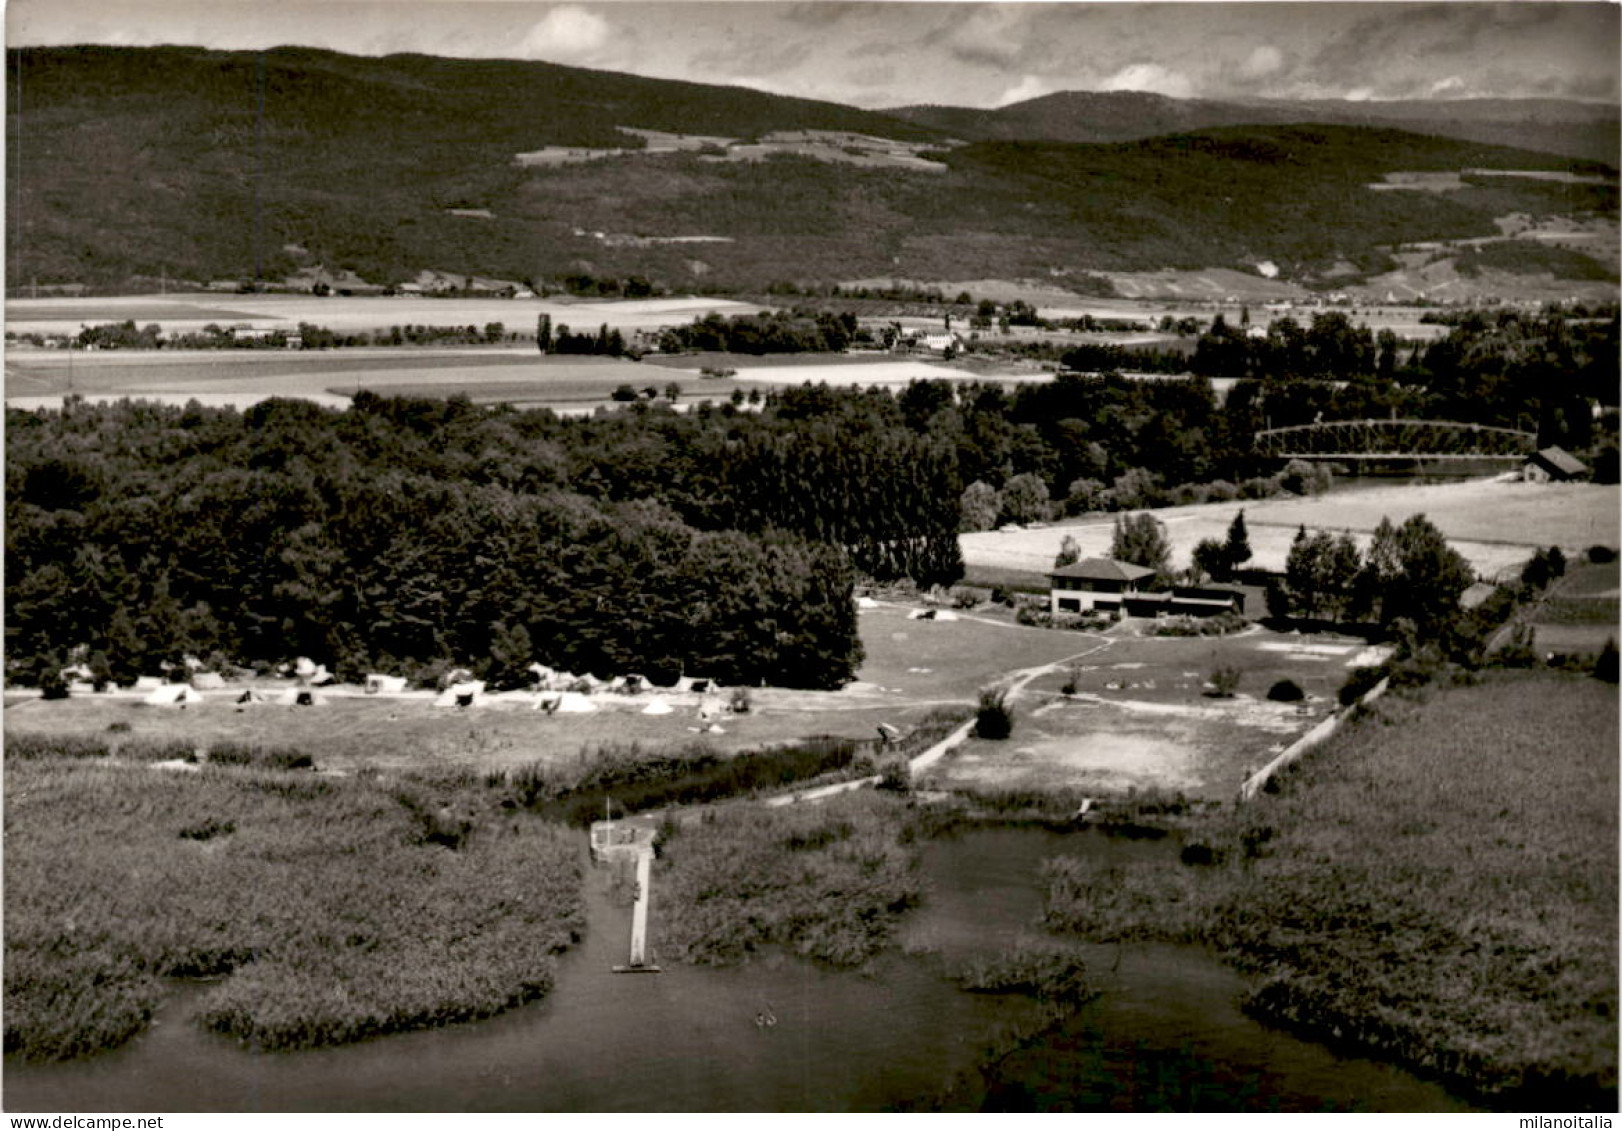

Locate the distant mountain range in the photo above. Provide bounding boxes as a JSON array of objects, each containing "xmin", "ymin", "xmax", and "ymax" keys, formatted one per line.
[
  {"xmin": 889, "ymin": 91, "xmax": 1621, "ymax": 165},
  {"xmin": 6, "ymin": 46, "xmax": 1617, "ymax": 296}
]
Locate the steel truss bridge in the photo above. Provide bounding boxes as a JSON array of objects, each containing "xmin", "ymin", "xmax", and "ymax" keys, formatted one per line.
[{"xmin": 1254, "ymin": 419, "xmax": 1537, "ymax": 461}]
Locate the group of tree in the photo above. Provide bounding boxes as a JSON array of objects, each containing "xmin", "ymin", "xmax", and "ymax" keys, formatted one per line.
[
  {"xmin": 5, "ymin": 386, "xmax": 980, "ymax": 690},
  {"xmin": 1189, "ymin": 308, "xmax": 1618, "ymax": 461},
  {"xmin": 657, "ymin": 308, "xmax": 868, "ymax": 355},
  {"xmin": 1267, "ymin": 514, "xmax": 1475, "ymax": 634},
  {"xmin": 537, "ymin": 316, "xmax": 628, "ymax": 356}
]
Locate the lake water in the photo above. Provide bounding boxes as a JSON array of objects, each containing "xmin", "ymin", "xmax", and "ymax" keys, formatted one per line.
[{"xmin": 4, "ymin": 823, "xmax": 1473, "ymax": 1112}]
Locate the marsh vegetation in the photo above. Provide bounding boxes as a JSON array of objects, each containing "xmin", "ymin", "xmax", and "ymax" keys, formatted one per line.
[{"xmin": 3, "ymin": 749, "xmax": 583, "ymax": 1059}]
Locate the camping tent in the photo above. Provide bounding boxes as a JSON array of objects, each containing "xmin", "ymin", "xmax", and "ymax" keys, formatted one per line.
[
  {"xmin": 641, "ymin": 699, "xmax": 673, "ymax": 715},
  {"xmin": 294, "ymin": 657, "xmax": 318, "ymax": 678},
  {"xmin": 274, "ymin": 688, "xmax": 328, "ymax": 707},
  {"xmin": 365, "ymin": 674, "xmax": 408, "ymax": 695},
  {"xmin": 553, "ymin": 691, "xmax": 597, "ymax": 714},
  {"xmin": 192, "ymin": 672, "xmax": 226, "ymax": 690},
  {"xmin": 856, "ymin": 596, "xmax": 879, "ymax": 610},
  {"xmin": 236, "ymin": 688, "xmax": 267, "ymax": 706},
  {"xmin": 134, "ymin": 676, "xmax": 165, "ymax": 692},
  {"xmin": 309, "ymin": 666, "xmax": 336, "ymax": 686},
  {"xmin": 145, "ymin": 684, "xmax": 204, "ymax": 707},
  {"xmin": 433, "ymin": 681, "xmax": 487, "ymax": 708}
]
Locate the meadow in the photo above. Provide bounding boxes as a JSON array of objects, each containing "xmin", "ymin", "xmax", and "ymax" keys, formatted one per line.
[
  {"xmin": 3, "ymin": 749, "xmax": 584, "ymax": 1059},
  {"xmin": 1040, "ymin": 671, "xmax": 1619, "ymax": 1109}
]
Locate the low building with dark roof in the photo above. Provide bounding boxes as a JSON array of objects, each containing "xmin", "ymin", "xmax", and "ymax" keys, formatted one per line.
[
  {"xmin": 1523, "ymin": 446, "xmax": 1588, "ymax": 482},
  {"xmin": 1049, "ymin": 557, "xmax": 1157, "ymax": 614}
]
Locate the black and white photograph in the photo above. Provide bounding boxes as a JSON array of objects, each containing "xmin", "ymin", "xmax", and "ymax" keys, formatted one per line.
[{"xmin": 3, "ymin": 0, "xmax": 1618, "ymax": 1116}]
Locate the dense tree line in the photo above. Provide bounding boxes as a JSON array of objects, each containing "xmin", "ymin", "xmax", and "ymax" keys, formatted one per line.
[
  {"xmin": 1189, "ymin": 309, "xmax": 1619, "ymax": 460},
  {"xmin": 5, "ymin": 388, "xmax": 973, "ymax": 689},
  {"xmin": 657, "ymin": 308, "xmax": 870, "ymax": 354}
]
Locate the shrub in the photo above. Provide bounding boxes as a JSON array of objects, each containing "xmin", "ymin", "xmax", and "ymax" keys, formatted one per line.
[
  {"xmin": 949, "ymin": 586, "xmax": 982, "ymax": 609},
  {"xmin": 1596, "ymin": 638, "xmax": 1619, "ymax": 684},
  {"xmin": 1585, "ymin": 545, "xmax": 1617, "ymax": 564},
  {"xmin": 1060, "ymin": 664, "xmax": 1082, "ymax": 696},
  {"xmin": 729, "ymin": 686, "xmax": 752, "ymax": 714},
  {"xmin": 990, "ymin": 585, "xmax": 1015, "ymax": 607},
  {"xmin": 875, "ymin": 754, "xmax": 912, "ymax": 793},
  {"xmin": 975, "ymin": 688, "xmax": 1014, "ymax": 739},
  {"xmin": 1207, "ymin": 664, "xmax": 1241, "ymax": 698},
  {"xmin": 1267, "ymin": 678, "xmax": 1306, "ymax": 702}
]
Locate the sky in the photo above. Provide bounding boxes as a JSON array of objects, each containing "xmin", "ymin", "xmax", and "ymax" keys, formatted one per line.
[{"xmin": 7, "ymin": 1, "xmax": 1619, "ymax": 110}]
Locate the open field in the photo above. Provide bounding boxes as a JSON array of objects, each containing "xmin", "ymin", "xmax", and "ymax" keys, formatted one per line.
[
  {"xmin": 1043, "ymin": 671, "xmax": 1620, "ymax": 1109},
  {"xmin": 3, "ymin": 349, "xmax": 757, "ymax": 414},
  {"xmin": 963, "ymin": 478, "xmax": 1621, "ymax": 584},
  {"xmin": 0, "ymin": 603, "xmax": 1081, "ymax": 777},
  {"xmin": 4, "ymin": 293, "xmax": 763, "ymax": 337}
]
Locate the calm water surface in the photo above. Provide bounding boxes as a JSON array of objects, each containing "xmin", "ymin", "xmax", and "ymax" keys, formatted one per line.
[{"xmin": 4, "ymin": 824, "xmax": 1473, "ymax": 1112}]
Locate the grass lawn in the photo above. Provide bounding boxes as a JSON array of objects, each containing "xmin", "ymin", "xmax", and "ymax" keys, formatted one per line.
[
  {"xmin": 928, "ymin": 623, "xmax": 1372, "ymax": 801},
  {"xmin": 853, "ymin": 605, "xmax": 1108, "ymax": 702},
  {"xmin": 1531, "ymin": 559, "xmax": 1620, "ymax": 655},
  {"xmin": 3, "ymin": 754, "xmax": 583, "ymax": 1059},
  {"xmin": 1043, "ymin": 671, "xmax": 1619, "ymax": 1109}
]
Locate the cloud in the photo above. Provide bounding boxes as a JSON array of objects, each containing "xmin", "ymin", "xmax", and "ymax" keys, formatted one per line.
[
  {"xmin": 1097, "ymin": 63, "xmax": 1194, "ymax": 99},
  {"xmin": 937, "ymin": 5, "xmax": 1035, "ymax": 68},
  {"xmin": 1429, "ymin": 75, "xmax": 1468, "ymax": 98},
  {"xmin": 519, "ymin": 5, "xmax": 613, "ymax": 64},
  {"xmin": 995, "ymin": 74, "xmax": 1048, "ymax": 108},
  {"xmin": 1239, "ymin": 44, "xmax": 1283, "ymax": 80}
]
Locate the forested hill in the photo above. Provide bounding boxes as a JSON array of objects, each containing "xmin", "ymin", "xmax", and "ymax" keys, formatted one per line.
[
  {"xmin": 7, "ymin": 45, "xmax": 1616, "ymax": 293},
  {"xmin": 889, "ymin": 91, "xmax": 1622, "ymax": 165}
]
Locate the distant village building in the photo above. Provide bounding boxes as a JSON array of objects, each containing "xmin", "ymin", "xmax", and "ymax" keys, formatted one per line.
[{"xmin": 1523, "ymin": 446, "xmax": 1588, "ymax": 482}]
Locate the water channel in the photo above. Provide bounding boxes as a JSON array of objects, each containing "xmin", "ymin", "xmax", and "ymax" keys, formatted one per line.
[{"xmin": 4, "ymin": 824, "xmax": 1473, "ymax": 1112}]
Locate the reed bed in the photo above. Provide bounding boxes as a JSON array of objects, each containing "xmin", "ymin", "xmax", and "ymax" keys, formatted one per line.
[
  {"xmin": 1038, "ymin": 671, "xmax": 1618, "ymax": 1109},
  {"xmin": 651, "ymin": 791, "xmax": 923, "ymax": 967},
  {"xmin": 4, "ymin": 756, "xmax": 582, "ymax": 1059}
]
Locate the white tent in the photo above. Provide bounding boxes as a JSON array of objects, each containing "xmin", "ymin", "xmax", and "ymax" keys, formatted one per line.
[
  {"xmin": 641, "ymin": 699, "xmax": 673, "ymax": 715},
  {"xmin": 236, "ymin": 688, "xmax": 268, "ymax": 706},
  {"xmin": 553, "ymin": 691, "xmax": 597, "ymax": 714},
  {"xmin": 192, "ymin": 672, "xmax": 226, "ymax": 690},
  {"xmin": 276, "ymin": 688, "xmax": 328, "ymax": 707},
  {"xmin": 294, "ymin": 656, "xmax": 318, "ymax": 678},
  {"xmin": 145, "ymin": 684, "xmax": 204, "ymax": 707},
  {"xmin": 134, "ymin": 676, "xmax": 165, "ymax": 692},
  {"xmin": 433, "ymin": 681, "xmax": 487, "ymax": 708},
  {"xmin": 934, "ymin": 610, "xmax": 960, "ymax": 622},
  {"xmin": 856, "ymin": 596, "xmax": 880, "ymax": 610},
  {"xmin": 309, "ymin": 665, "xmax": 336, "ymax": 686},
  {"xmin": 366, "ymin": 674, "xmax": 408, "ymax": 695}
]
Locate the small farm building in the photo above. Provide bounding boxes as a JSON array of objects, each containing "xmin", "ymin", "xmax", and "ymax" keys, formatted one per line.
[
  {"xmin": 1523, "ymin": 446, "xmax": 1588, "ymax": 482},
  {"xmin": 1049, "ymin": 558, "xmax": 1156, "ymax": 614}
]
